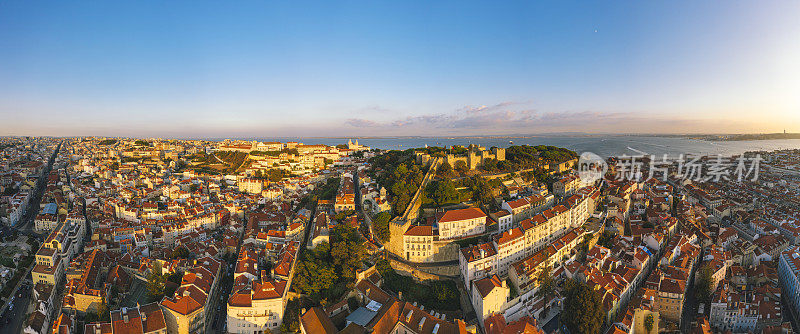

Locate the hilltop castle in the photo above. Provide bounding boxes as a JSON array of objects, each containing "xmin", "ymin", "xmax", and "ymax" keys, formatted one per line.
[{"xmin": 415, "ymin": 145, "xmax": 505, "ymax": 170}]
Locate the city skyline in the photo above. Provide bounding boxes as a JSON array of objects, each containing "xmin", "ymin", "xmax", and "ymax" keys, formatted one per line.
[{"xmin": 2, "ymin": 1, "xmax": 800, "ymax": 137}]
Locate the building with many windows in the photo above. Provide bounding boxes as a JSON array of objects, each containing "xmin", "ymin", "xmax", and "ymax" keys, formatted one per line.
[
  {"xmin": 779, "ymin": 247, "xmax": 800, "ymax": 323},
  {"xmin": 227, "ymin": 278, "xmax": 288, "ymax": 333},
  {"xmin": 435, "ymin": 207, "xmax": 487, "ymax": 240},
  {"xmin": 459, "ymin": 242, "xmax": 498, "ymax": 289}
]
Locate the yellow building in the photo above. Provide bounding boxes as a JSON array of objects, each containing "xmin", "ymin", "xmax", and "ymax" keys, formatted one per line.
[{"xmin": 32, "ymin": 247, "xmax": 63, "ymax": 286}]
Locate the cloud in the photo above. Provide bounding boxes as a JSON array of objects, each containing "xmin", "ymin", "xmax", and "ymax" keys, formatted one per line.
[
  {"xmin": 344, "ymin": 118, "xmax": 381, "ymax": 127},
  {"xmin": 356, "ymin": 105, "xmax": 394, "ymax": 114},
  {"xmin": 344, "ymin": 101, "xmax": 543, "ymax": 132},
  {"xmin": 338, "ymin": 101, "xmax": 781, "ymax": 136}
]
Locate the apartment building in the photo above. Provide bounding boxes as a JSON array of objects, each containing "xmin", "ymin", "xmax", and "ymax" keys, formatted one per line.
[
  {"xmin": 403, "ymin": 225, "xmax": 435, "ymax": 262},
  {"xmin": 436, "ymin": 207, "xmax": 487, "ymax": 240},
  {"xmin": 459, "ymin": 242, "xmax": 498, "ymax": 289},
  {"xmin": 553, "ymin": 175, "xmax": 579, "ymax": 197},
  {"xmin": 494, "ymin": 228, "xmax": 526, "ymax": 278},
  {"xmin": 226, "ymin": 279, "xmax": 288, "ymax": 333},
  {"xmin": 160, "ymin": 257, "xmax": 221, "ymax": 334}
]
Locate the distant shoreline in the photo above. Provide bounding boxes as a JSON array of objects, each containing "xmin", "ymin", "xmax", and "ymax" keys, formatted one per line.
[{"xmin": 688, "ymin": 133, "xmax": 800, "ymax": 141}]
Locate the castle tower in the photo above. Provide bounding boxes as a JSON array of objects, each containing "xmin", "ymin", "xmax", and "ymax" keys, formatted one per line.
[
  {"xmin": 388, "ymin": 218, "xmax": 412, "ymax": 255},
  {"xmin": 494, "ymin": 147, "xmax": 506, "ymax": 161},
  {"xmin": 467, "ymin": 150, "xmax": 479, "ymax": 170}
]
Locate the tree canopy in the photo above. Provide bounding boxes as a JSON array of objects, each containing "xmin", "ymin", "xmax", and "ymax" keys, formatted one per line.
[
  {"xmin": 372, "ymin": 211, "xmax": 392, "ymax": 242},
  {"xmin": 645, "ymin": 313, "xmax": 655, "ymax": 333},
  {"xmin": 292, "ymin": 243, "xmax": 338, "ymax": 301},
  {"xmin": 387, "ymin": 163, "xmax": 425, "ymax": 215},
  {"xmin": 436, "ymin": 161, "xmax": 455, "ymax": 179},
  {"xmin": 426, "ymin": 179, "xmax": 458, "ymax": 208},
  {"xmin": 534, "ymin": 266, "xmax": 556, "ymax": 307},
  {"xmin": 293, "ymin": 225, "xmax": 367, "ymax": 302},
  {"xmin": 331, "ymin": 224, "xmax": 367, "ymax": 279},
  {"xmin": 694, "ymin": 263, "xmax": 715, "ymax": 313},
  {"xmin": 562, "ymin": 279, "xmax": 604, "ymax": 334},
  {"xmin": 375, "ymin": 259, "xmax": 460, "ymax": 311}
]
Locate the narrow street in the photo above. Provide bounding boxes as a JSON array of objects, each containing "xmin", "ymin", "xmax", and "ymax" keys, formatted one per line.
[{"xmin": 0, "ymin": 141, "xmax": 61, "ymax": 332}]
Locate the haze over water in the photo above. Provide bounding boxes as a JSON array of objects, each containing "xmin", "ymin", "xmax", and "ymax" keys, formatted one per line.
[{"xmin": 244, "ymin": 136, "xmax": 800, "ymax": 158}]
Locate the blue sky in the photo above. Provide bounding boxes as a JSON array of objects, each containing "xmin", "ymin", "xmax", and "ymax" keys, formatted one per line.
[{"xmin": 1, "ymin": 1, "xmax": 799, "ymax": 137}]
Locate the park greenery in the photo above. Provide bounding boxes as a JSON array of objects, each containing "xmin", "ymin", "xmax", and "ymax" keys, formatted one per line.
[
  {"xmin": 166, "ymin": 246, "xmax": 191, "ymax": 260},
  {"xmin": 506, "ymin": 145, "xmax": 578, "ymax": 167},
  {"xmin": 372, "ymin": 211, "xmax": 392, "ymax": 242},
  {"xmin": 85, "ymin": 301, "xmax": 111, "ymax": 323},
  {"xmin": 279, "ymin": 298, "xmax": 303, "ymax": 333},
  {"xmin": 98, "ymin": 139, "xmax": 118, "ymax": 145},
  {"xmin": 375, "ymin": 259, "xmax": 460, "ymax": 311},
  {"xmin": 297, "ymin": 177, "xmax": 340, "ymax": 210},
  {"xmin": 413, "ymin": 146, "xmax": 468, "ymax": 157},
  {"xmin": 425, "ymin": 179, "xmax": 459, "ymax": 208},
  {"xmin": 215, "ymin": 151, "xmax": 249, "ymax": 171},
  {"xmin": 185, "ymin": 151, "xmax": 250, "ymax": 175},
  {"xmin": 251, "ymin": 169, "xmax": 291, "ymax": 182},
  {"xmin": 249, "ymin": 148, "xmax": 299, "ymax": 157},
  {"xmin": 597, "ymin": 231, "xmax": 617, "ymax": 249},
  {"xmin": 562, "ymin": 279, "xmax": 605, "ymax": 334},
  {"xmin": 146, "ymin": 271, "xmax": 182, "ymax": 302},
  {"xmin": 292, "ymin": 225, "xmax": 366, "ymax": 304},
  {"xmin": 435, "ymin": 161, "xmax": 455, "ymax": 179},
  {"xmin": 383, "ymin": 163, "xmax": 425, "ymax": 216},
  {"xmin": 421, "ymin": 176, "xmax": 502, "ymax": 210},
  {"xmin": 368, "ymin": 145, "xmax": 576, "ymax": 218},
  {"xmin": 694, "ymin": 263, "xmax": 715, "ymax": 314}
]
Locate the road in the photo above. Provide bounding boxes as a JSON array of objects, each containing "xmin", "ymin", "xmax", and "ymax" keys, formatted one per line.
[
  {"xmin": 13, "ymin": 141, "xmax": 62, "ymax": 238},
  {"xmin": 1, "ymin": 280, "xmax": 33, "ymax": 333},
  {"xmin": 210, "ymin": 263, "xmax": 235, "ymax": 334},
  {"xmin": 210, "ymin": 210, "xmax": 249, "ymax": 333},
  {"xmin": 0, "ymin": 141, "xmax": 61, "ymax": 329}
]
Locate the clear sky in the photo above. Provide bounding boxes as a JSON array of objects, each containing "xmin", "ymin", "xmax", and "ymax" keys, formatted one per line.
[{"xmin": 1, "ymin": 1, "xmax": 799, "ymax": 137}]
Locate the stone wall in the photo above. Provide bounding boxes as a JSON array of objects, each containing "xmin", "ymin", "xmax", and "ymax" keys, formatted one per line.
[
  {"xmin": 389, "ymin": 258, "xmax": 460, "ymax": 281},
  {"xmin": 387, "ymin": 157, "xmax": 440, "ymax": 256}
]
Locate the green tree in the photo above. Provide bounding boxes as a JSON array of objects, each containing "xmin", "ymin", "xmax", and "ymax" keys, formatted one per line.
[
  {"xmin": 454, "ymin": 160, "xmax": 468, "ymax": 175},
  {"xmin": 109, "ymin": 285, "xmax": 119, "ymax": 304},
  {"xmin": 372, "ymin": 211, "xmax": 393, "ymax": 242},
  {"xmin": 293, "ymin": 245, "xmax": 338, "ymax": 301},
  {"xmin": 170, "ymin": 246, "xmax": 190, "ymax": 259},
  {"xmin": 562, "ymin": 279, "xmax": 604, "ymax": 334},
  {"xmin": 145, "ymin": 272, "xmax": 167, "ymax": 300},
  {"xmin": 534, "ymin": 266, "xmax": 556, "ymax": 314},
  {"xmin": 644, "ymin": 313, "xmax": 654, "ymax": 333},
  {"xmin": 695, "ymin": 263, "xmax": 714, "ymax": 313},
  {"xmin": 482, "ymin": 158, "xmax": 498, "ymax": 172},
  {"xmin": 427, "ymin": 180, "xmax": 458, "ymax": 208},
  {"xmin": 331, "ymin": 225, "xmax": 366, "ymax": 279},
  {"xmin": 97, "ymin": 300, "xmax": 110, "ymax": 321},
  {"xmin": 470, "ymin": 177, "xmax": 494, "ymax": 207},
  {"xmin": 436, "ymin": 161, "xmax": 454, "ymax": 179},
  {"xmin": 280, "ymin": 298, "xmax": 302, "ymax": 333}
]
